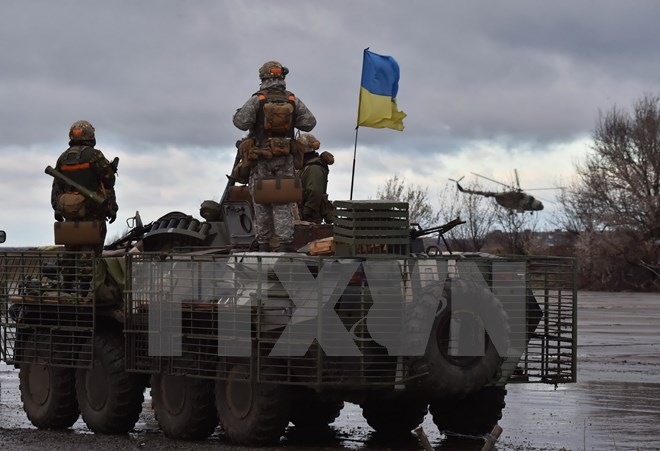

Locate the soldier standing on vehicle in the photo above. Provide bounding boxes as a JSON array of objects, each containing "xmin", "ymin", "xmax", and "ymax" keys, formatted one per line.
[
  {"xmin": 296, "ymin": 133, "xmax": 334, "ymax": 224},
  {"xmin": 51, "ymin": 119, "xmax": 118, "ymax": 254},
  {"xmin": 233, "ymin": 60, "xmax": 316, "ymax": 252}
]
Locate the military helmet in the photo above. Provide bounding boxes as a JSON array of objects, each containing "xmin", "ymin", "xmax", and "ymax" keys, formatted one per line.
[
  {"xmin": 299, "ymin": 133, "xmax": 320, "ymax": 153},
  {"xmin": 259, "ymin": 60, "xmax": 289, "ymax": 80},
  {"xmin": 69, "ymin": 120, "xmax": 95, "ymax": 142}
]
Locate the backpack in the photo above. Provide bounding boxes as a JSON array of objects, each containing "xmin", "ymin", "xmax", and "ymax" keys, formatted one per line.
[
  {"xmin": 257, "ymin": 90, "xmax": 296, "ymax": 136},
  {"xmin": 56, "ymin": 192, "xmax": 87, "ymax": 219}
]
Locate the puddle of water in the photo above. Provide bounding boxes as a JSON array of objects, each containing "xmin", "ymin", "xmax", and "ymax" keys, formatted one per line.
[{"xmin": 2, "ymin": 291, "xmax": 659, "ymax": 450}]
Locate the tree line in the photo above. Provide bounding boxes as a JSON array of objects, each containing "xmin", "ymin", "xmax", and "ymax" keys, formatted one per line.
[{"xmin": 377, "ymin": 94, "xmax": 660, "ymax": 291}]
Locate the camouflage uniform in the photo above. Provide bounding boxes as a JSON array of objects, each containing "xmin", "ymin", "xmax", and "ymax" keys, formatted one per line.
[
  {"xmin": 249, "ymin": 155, "xmax": 296, "ymax": 244},
  {"xmin": 297, "ymin": 134, "xmax": 334, "ymax": 224},
  {"xmin": 51, "ymin": 121, "xmax": 118, "ymax": 241},
  {"xmin": 51, "ymin": 120, "xmax": 117, "ymax": 293},
  {"xmin": 233, "ymin": 62, "xmax": 316, "ymax": 251}
]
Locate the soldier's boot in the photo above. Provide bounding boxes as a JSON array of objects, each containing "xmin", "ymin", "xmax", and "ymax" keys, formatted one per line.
[
  {"xmin": 279, "ymin": 242, "xmax": 297, "ymax": 253},
  {"xmin": 258, "ymin": 243, "xmax": 271, "ymax": 252}
]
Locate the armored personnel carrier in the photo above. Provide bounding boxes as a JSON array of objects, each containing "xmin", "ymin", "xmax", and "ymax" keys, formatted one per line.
[{"xmin": 0, "ymin": 182, "xmax": 577, "ymax": 445}]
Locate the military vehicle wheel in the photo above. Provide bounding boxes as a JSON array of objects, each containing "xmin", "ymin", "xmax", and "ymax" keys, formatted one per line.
[
  {"xmin": 215, "ymin": 363, "xmax": 291, "ymax": 445},
  {"xmin": 430, "ymin": 385, "xmax": 506, "ymax": 436},
  {"xmin": 76, "ymin": 331, "xmax": 144, "ymax": 434},
  {"xmin": 361, "ymin": 396, "xmax": 428, "ymax": 436},
  {"xmin": 18, "ymin": 334, "xmax": 80, "ymax": 429},
  {"xmin": 151, "ymin": 374, "xmax": 218, "ymax": 440},
  {"xmin": 408, "ymin": 278, "xmax": 509, "ymax": 397},
  {"xmin": 290, "ymin": 389, "xmax": 343, "ymax": 429}
]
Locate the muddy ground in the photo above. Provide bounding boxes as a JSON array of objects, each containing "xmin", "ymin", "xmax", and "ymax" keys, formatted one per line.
[{"xmin": 1, "ymin": 291, "xmax": 659, "ymax": 450}]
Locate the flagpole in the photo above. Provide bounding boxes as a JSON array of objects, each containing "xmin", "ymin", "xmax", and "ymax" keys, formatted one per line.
[
  {"xmin": 350, "ymin": 125, "xmax": 359, "ymax": 200},
  {"xmin": 351, "ymin": 48, "xmax": 369, "ymax": 200}
]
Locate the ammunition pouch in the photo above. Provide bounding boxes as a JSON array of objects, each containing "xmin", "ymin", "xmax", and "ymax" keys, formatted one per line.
[
  {"xmin": 268, "ymin": 137, "xmax": 291, "ymax": 157},
  {"xmin": 248, "ymin": 148, "xmax": 273, "ymax": 160},
  {"xmin": 238, "ymin": 138, "xmax": 259, "ymax": 168},
  {"xmin": 253, "ymin": 177, "xmax": 302, "ymax": 204},
  {"xmin": 56, "ymin": 192, "xmax": 87, "ymax": 219}
]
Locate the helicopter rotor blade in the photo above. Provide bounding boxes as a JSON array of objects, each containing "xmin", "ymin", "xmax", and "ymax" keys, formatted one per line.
[
  {"xmin": 533, "ymin": 194, "xmax": 556, "ymax": 205},
  {"xmin": 470, "ymin": 172, "xmax": 512, "ymax": 189}
]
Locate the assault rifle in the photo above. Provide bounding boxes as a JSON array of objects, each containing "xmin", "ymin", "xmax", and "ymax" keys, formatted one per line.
[{"xmin": 409, "ymin": 217, "xmax": 466, "ymax": 255}]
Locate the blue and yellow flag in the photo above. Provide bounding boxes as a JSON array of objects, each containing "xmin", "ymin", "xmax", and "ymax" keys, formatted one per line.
[{"xmin": 357, "ymin": 49, "xmax": 406, "ymax": 131}]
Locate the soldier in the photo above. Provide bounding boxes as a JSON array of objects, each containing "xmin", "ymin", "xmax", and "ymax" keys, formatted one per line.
[
  {"xmin": 233, "ymin": 60, "xmax": 316, "ymax": 252},
  {"xmin": 297, "ymin": 133, "xmax": 334, "ymax": 224},
  {"xmin": 51, "ymin": 119, "xmax": 118, "ymax": 254}
]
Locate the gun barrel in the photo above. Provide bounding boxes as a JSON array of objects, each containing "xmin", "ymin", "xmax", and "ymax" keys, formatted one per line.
[
  {"xmin": 45, "ymin": 165, "xmax": 106, "ymax": 205},
  {"xmin": 110, "ymin": 156, "xmax": 120, "ymax": 173},
  {"xmin": 410, "ymin": 217, "xmax": 466, "ymax": 239}
]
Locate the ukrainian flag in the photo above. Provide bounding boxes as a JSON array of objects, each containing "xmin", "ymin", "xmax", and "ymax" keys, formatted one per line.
[{"xmin": 357, "ymin": 49, "xmax": 406, "ymax": 131}]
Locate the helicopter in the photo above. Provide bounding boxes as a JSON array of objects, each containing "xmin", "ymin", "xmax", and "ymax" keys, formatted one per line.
[{"xmin": 450, "ymin": 170, "xmax": 554, "ymax": 213}]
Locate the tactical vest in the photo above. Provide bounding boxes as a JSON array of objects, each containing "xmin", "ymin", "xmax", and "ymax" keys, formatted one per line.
[
  {"xmin": 58, "ymin": 146, "xmax": 100, "ymax": 192},
  {"xmin": 253, "ymin": 88, "xmax": 296, "ymax": 146}
]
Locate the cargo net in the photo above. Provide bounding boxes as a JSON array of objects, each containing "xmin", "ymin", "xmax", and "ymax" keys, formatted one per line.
[
  {"xmin": 333, "ymin": 200, "xmax": 410, "ymax": 256},
  {"xmin": 0, "ymin": 251, "xmax": 96, "ymax": 368},
  {"xmin": 123, "ymin": 252, "xmax": 577, "ymax": 387}
]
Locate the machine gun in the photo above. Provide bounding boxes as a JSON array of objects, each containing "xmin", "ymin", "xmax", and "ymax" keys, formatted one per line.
[
  {"xmin": 45, "ymin": 165, "xmax": 107, "ymax": 206},
  {"xmin": 409, "ymin": 217, "xmax": 466, "ymax": 255},
  {"xmin": 104, "ymin": 211, "xmax": 153, "ymax": 251}
]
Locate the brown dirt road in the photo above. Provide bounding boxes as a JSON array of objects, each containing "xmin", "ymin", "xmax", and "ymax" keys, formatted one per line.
[{"xmin": 1, "ymin": 291, "xmax": 659, "ymax": 450}]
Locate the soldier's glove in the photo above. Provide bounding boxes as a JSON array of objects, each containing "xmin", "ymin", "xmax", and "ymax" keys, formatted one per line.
[
  {"xmin": 108, "ymin": 214, "xmax": 116, "ymax": 224},
  {"xmin": 54, "ymin": 213, "xmax": 64, "ymax": 222}
]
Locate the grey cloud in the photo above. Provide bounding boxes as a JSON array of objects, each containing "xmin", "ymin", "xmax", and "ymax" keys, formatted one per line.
[{"xmin": 1, "ymin": 0, "xmax": 660, "ymax": 155}]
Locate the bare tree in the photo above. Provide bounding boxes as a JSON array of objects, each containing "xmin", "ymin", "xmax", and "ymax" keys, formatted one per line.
[
  {"xmin": 438, "ymin": 181, "xmax": 497, "ymax": 251},
  {"xmin": 559, "ymin": 93, "xmax": 660, "ymax": 290},
  {"xmin": 493, "ymin": 208, "xmax": 540, "ymax": 255},
  {"xmin": 376, "ymin": 175, "xmax": 439, "ymax": 227}
]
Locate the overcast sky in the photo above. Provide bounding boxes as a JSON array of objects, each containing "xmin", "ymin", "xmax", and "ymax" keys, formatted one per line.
[{"xmin": 2, "ymin": 0, "xmax": 660, "ymax": 246}]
